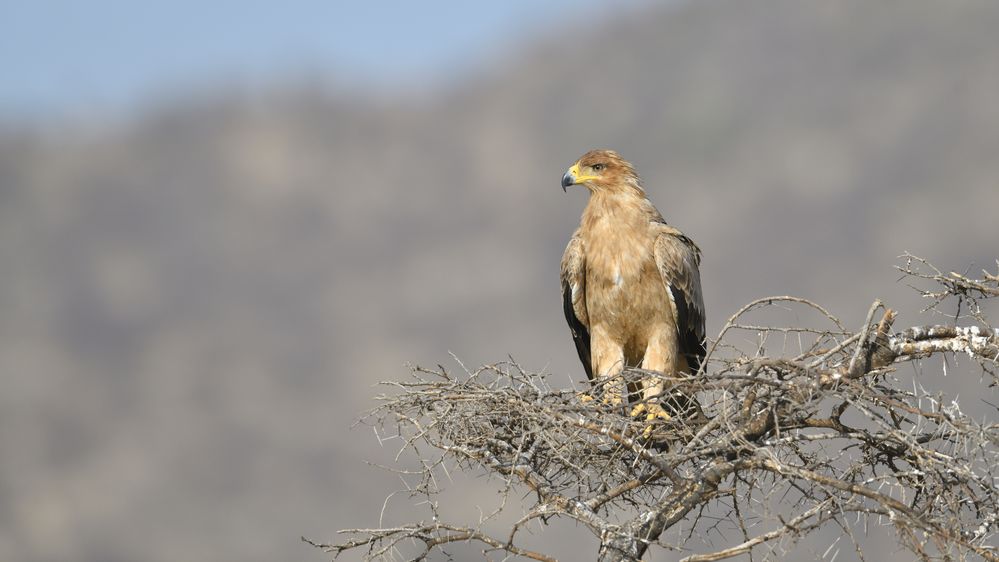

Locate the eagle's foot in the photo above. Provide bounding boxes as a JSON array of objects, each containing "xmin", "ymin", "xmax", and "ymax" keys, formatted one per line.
[
  {"xmin": 631, "ymin": 402, "xmax": 672, "ymax": 438},
  {"xmin": 576, "ymin": 392, "xmax": 624, "ymax": 406},
  {"xmin": 603, "ymin": 392, "xmax": 624, "ymax": 407}
]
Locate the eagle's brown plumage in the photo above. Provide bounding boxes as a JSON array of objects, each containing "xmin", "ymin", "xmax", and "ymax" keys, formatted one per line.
[{"xmin": 560, "ymin": 150, "xmax": 705, "ymax": 417}]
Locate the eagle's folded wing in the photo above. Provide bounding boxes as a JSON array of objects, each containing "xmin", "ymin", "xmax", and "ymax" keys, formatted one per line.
[
  {"xmin": 654, "ymin": 228, "xmax": 707, "ymax": 373},
  {"xmin": 560, "ymin": 232, "xmax": 592, "ymax": 380}
]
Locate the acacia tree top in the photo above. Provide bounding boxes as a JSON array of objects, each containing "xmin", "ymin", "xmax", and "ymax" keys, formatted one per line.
[{"xmin": 308, "ymin": 255, "xmax": 999, "ymax": 562}]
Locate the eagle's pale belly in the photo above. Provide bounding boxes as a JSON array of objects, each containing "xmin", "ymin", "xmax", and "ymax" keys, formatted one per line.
[{"xmin": 584, "ymin": 238, "xmax": 674, "ymax": 366}]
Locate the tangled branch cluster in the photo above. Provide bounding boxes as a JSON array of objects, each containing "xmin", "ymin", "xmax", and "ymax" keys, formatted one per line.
[{"xmin": 308, "ymin": 258, "xmax": 999, "ymax": 561}]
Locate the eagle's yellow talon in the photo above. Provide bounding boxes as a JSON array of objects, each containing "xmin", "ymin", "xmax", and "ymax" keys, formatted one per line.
[
  {"xmin": 631, "ymin": 403, "xmax": 671, "ymax": 438},
  {"xmin": 630, "ymin": 403, "xmax": 671, "ymax": 420},
  {"xmin": 578, "ymin": 391, "xmax": 623, "ymax": 407}
]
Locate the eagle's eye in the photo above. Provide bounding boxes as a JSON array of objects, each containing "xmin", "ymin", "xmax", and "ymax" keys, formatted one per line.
[{"xmin": 592, "ymin": 163, "xmax": 605, "ymax": 172}]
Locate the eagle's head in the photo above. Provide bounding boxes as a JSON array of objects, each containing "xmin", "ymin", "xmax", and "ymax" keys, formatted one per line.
[{"xmin": 561, "ymin": 150, "xmax": 642, "ymax": 194}]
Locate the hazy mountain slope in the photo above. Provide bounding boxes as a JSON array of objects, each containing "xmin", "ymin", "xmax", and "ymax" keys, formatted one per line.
[{"xmin": 2, "ymin": 0, "xmax": 999, "ymax": 560}]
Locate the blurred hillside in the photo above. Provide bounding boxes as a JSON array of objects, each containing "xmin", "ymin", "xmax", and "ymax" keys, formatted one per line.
[{"xmin": 3, "ymin": 0, "xmax": 999, "ymax": 560}]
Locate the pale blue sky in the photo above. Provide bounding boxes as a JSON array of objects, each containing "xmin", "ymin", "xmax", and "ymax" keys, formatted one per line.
[{"xmin": 0, "ymin": 0, "xmax": 648, "ymax": 121}]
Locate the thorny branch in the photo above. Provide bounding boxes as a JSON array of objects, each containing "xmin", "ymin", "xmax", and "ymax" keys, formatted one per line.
[{"xmin": 307, "ymin": 256, "xmax": 999, "ymax": 561}]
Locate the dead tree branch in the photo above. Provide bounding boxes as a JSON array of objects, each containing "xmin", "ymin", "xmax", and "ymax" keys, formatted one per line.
[{"xmin": 308, "ymin": 256, "xmax": 999, "ymax": 561}]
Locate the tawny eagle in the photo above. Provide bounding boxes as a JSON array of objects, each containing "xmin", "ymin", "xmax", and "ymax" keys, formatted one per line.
[{"xmin": 560, "ymin": 150, "xmax": 706, "ymax": 421}]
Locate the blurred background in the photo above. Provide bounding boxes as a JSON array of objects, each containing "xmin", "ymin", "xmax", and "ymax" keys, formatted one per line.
[{"xmin": 3, "ymin": 0, "xmax": 999, "ymax": 560}]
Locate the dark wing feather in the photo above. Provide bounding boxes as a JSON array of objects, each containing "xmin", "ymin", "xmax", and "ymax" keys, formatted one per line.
[
  {"xmin": 560, "ymin": 233, "xmax": 592, "ymax": 380},
  {"xmin": 654, "ymin": 229, "xmax": 707, "ymax": 374}
]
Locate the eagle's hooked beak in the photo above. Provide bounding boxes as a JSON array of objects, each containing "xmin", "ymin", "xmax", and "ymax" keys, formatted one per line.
[
  {"xmin": 561, "ymin": 168, "xmax": 575, "ymax": 192},
  {"xmin": 561, "ymin": 163, "xmax": 599, "ymax": 192}
]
